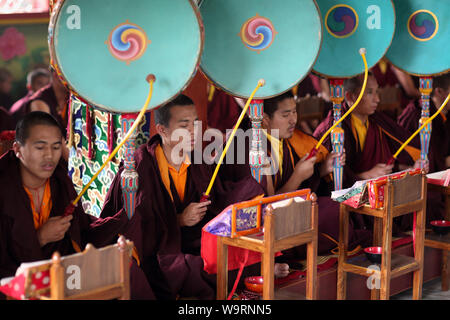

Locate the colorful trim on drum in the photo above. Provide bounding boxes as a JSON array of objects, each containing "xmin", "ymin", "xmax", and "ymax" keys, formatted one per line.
[
  {"xmin": 325, "ymin": 4, "xmax": 359, "ymax": 39},
  {"xmin": 407, "ymin": 10, "xmax": 439, "ymax": 42}
]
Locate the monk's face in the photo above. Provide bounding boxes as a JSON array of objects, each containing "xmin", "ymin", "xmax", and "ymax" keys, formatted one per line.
[
  {"xmin": 30, "ymin": 75, "xmax": 51, "ymax": 92},
  {"xmin": 14, "ymin": 124, "xmax": 63, "ymax": 183},
  {"xmin": 264, "ymin": 97, "xmax": 297, "ymax": 139},
  {"xmin": 352, "ymin": 76, "xmax": 380, "ymax": 117},
  {"xmin": 162, "ymin": 104, "xmax": 199, "ymax": 152}
]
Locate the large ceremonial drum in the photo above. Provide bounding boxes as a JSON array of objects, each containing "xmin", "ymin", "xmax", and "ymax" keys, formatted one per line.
[
  {"xmin": 313, "ymin": 0, "xmax": 395, "ymax": 78},
  {"xmin": 49, "ymin": 0, "xmax": 203, "ymax": 113},
  {"xmin": 199, "ymin": 0, "xmax": 322, "ymax": 99},
  {"xmin": 385, "ymin": 0, "xmax": 449, "ymax": 76}
]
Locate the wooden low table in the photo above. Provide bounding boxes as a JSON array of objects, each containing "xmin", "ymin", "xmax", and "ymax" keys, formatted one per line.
[
  {"xmin": 426, "ymin": 180, "xmax": 450, "ymax": 291},
  {"xmin": 338, "ymin": 172, "xmax": 427, "ymax": 300}
]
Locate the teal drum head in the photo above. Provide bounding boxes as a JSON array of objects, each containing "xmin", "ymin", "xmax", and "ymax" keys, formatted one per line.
[
  {"xmin": 385, "ymin": 0, "xmax": 449, "ymax": 76},
  {"xmin": 199, "ymin": 0, "xmax": 322, "ymax": 99},
  {"xmin": 49, "ymin": 0, "xmax": 203, "ymax": 113},
  {"xmin": 313, "ymin": 0, "xmax": 395, "ymax": 78}
]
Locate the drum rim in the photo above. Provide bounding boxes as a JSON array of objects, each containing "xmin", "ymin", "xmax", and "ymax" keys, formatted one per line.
[
  {"xmin": 48, "ymin": 0, "xmax": 205, "ymax": 113},
  {"xmin": 198, "ymin": 0, "xmax": 324, "ymax": 99},
  {"xmin": 312, "ymin": 0, "xmax": 396, "ymax": 79}
]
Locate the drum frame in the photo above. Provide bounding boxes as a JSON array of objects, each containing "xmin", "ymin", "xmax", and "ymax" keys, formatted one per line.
[{"xmin": 48, "ymin": 0, "xmax": 205, "ymax": 113}]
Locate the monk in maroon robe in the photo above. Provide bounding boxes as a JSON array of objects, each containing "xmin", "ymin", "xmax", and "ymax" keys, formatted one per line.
[
  {"xmin": 25, "ymin": 69, "xmax": 69, "ymax": 132},
  {"xmin": 10, "ymin": 68, "xmax": 51, "ymax": 125},
  {"xmin": 258, "ymin": 91, "xmax": 370, "ymax": 261},
  {"xmin": 0, "ymin": 111, "xmax": 154, "ymax": 300},
  {"xmin": 398, "ymin": 73, "xmax": 450, "ymax": 173},
  {"xmin": 372, "ymin": 59, "xmax": 420, "ymax": 116},
  {"xmin": 101, "ymin": 94, "xmax": 268, "ymax": 300},
  {"xmin": 314, "ymin": 73, "xmax": 443, "ymax": 231}
]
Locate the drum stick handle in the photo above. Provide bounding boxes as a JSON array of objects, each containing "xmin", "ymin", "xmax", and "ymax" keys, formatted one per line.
[
  {"xmin": 390, "ymin": 93, "xmax": 450, "ymax": 165},
  {"xmin": 68, "ymin": 75, "xmax": 156, "ymax": 209},
  {"xmin": 386, "ymin": 157, "xmax": 395, "ymax": 166},
  {"xmin": 305, "ymin": 147, "xmax": 318, "ymax": 160},
  {"xmin": 204, "ymin": 79, "xmax": 265, "ymax": 196},
  {"xmin": 314, "ymin": 48, "xmax": 368, "ymax": 151}
]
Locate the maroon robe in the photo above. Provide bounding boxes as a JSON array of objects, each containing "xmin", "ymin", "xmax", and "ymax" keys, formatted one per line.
[
  {"xmin": 101, "ymin": 135, "xmax": 265, "ymax": 300},
  {"xmin": 9, "ymin": 91, "xmax": 33, "ymax": 125},
  {"xmin": 314, "ymin": 106, "xmax": 421, "ymax": 189},
  {"xmin": 265, "ymin": 134, "xmax": 370, "ymax": 260},
  {"xmin": 372, "ymin": 62, "xmax": 418, "ymax": 112},
  {"xmin": 207, "ymin": 89, "xmax": 243, "ymax": 134},
  {"xmin": 398, "ymin": 99, "xmax": 450, "ymax": 173},
  {"xmin": 0, "ymin": 150, "xmax": 153, "ymax": 299},
  {"xmin": 314, "ymin": 107, "xmax": 444, "ymax": 230}
]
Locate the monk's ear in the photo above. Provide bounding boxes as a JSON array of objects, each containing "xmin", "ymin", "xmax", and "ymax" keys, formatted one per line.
[
  {"xmin": 434, "ymin": 87, "xmax": 445, "ymax": 99},
  {"xmin": 344, "ymin": 91, "xmax": 356, "ymax": 104},
  {"xmin": 155, "ymin": 123, "xmax": 167, "ymax": 138},
  {"xmin": 12, "ymin": 141, "xmax": 22, "ymax": 159},
  {"xmin": 262, "ymin": 113, "xmax": 270, "ymax": 129}
]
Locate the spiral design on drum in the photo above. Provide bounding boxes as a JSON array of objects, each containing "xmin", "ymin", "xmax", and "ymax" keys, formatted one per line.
[
  {"xmin": 240, "ymin": 14, "xmax": 277, "ymax": 52},
  {"xmin": 408, "ymin": 10, "xmax": 438, "ymax": 42},
  {"xmin": 107, "ymin": 22, "xmax": 150, "ymax": 64},
  {"xmin": 325, "ymin": 5, "xmax": 358, "ymax": 38}
]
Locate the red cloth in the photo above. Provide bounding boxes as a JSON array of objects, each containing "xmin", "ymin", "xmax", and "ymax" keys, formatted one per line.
[{"xmin": 201, "ymin": 229, "xmax": 263, "ymax": 274}]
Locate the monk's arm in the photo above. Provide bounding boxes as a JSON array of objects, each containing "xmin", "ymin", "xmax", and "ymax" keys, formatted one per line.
[
  {"xmin": 81, "ymin": 208, "xmax": 130, "ymax": 247},
  {"xmin": 391, "ymin": 65, "xmax": 420, "ymax": 99}
]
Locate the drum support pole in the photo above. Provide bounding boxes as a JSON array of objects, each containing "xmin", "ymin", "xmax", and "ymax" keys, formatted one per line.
[
  {"xmin": 248, "ymin": 99, "xmax": 265, "ymax": 183},
  {"xmin": 419, "ymin": 76, "xmax": 433, "ymax": 170},
  {"xmin": 330, "ymin": 79, "xmax": 345, "ymax": 191},
  {"xmin": 120, "ymin": 113, "xmax": 139, "ymax": 219}
]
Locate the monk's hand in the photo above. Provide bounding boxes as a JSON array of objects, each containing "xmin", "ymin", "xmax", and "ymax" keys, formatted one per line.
[
  {"xmin": 178, "ymin": 201, "xmax": 211, "ymax": 227},
  {"xmin": 360, "ymin": 163, "xmax": 394, "ymax": 180},
  {"xmin": 37, "ymin": 215, "xmax": 73, "ymax": 247},
  {"xmin": 294, "ymin": 154, "xmax": 316, "ymax": 182}
]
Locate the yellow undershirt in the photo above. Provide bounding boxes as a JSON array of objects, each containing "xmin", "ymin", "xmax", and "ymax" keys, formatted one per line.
[
  {"xmin": 155, "ymin": 144, "xmax": 191, "ymax": 202},
  {"xmin": 23, "ymin": 180, "xmax": 52, "ymax": 230},
  {"xmin": 351, "ymin": 114, "xmax": 369, "ymax": 150}
]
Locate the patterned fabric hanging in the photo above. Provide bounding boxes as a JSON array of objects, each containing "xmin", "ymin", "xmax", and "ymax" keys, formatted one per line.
[{"xmin": 68, "ymin": 96, "xmax": 151, "ymax": 217}]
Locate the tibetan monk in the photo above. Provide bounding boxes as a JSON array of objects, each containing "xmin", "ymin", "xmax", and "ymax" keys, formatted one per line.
[
  {"xmin": 10, "ymin": 68, "xmax": 52, "ymax": 125},
  {"xmin": 0, "ymin": 111, "xmax": 154, "ymax": 299},
  {"xmin": 314, "ymin": 72, "xmax": 443, "ymax": 231},
  {"xmin": 26, "ymin": 68, "xmax": 69, "ymax": 132},
  {"xmin": 101, "ymin": 94, "xmax": 282, "ymax": 300},
  {"xmin": 260, "ymin": 90, "xmax": 369, "ymax": 260},
  {"xmin": 398, "ymin": 73, "xmax": 450, "ymax": 172}
]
